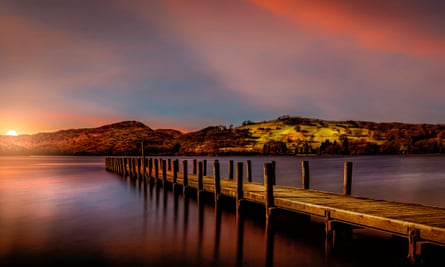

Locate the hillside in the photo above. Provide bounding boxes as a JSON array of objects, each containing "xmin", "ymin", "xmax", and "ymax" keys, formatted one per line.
[
  {"xmin": 238, "ymin": 116, "xmax": 445, "ymax": 155},
  {"xmin": 0, "ymin": 121, "xmax": 182, "ymax": 155},
  {"xmin": 1, "ymin": 116, "xmax": 444, "ymax": 156}
]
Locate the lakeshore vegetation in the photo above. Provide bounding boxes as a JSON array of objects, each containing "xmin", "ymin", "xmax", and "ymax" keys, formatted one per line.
[{"xmin": 1, "ymin": 116, "xmax": 444, "ymax": 156}]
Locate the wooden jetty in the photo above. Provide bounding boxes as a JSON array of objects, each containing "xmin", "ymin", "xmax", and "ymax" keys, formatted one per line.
[{"xmin": 105, "ymin": 157, "xmax": 445, "ymax": 264}]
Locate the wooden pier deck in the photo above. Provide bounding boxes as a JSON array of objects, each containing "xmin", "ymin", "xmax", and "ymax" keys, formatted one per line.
[{"xmin": 105, "ymin": 157, "xmax": 445, "ymax": 264}]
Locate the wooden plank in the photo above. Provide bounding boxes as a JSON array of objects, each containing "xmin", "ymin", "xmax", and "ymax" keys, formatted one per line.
[{"xmin": 107, "ymin": 157, "xmax": 445, "ymax": 246}]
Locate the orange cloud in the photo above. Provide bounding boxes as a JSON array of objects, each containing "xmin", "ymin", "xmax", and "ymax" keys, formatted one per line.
[{"xmin": 250, "ymin": 0, "xmax": 445, "ymax": 57}]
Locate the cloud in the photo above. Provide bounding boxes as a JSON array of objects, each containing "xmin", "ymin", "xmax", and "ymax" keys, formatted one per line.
[
  {"xmin": 123, "ymin": 0, "xmax": 445, "ymax": 123},
  {"xmin": 1, "ymin": 0, "xmax": 445, "ymax": 135},
  {"xmin": 250, "ymin": 0, "xmax": 445, "ymax": 57}
]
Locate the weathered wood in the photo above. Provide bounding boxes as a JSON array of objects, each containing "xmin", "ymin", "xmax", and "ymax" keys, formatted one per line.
[
  {"xmin": 228, "ymin": 160, "xmax": 234, "ymax": 180},
  {"xmin": 162, "ymin": 159, "xmax": 167, "ymax": 186},
  {"xmin": 148, "ymin": 158, "xmax": 153, "ymax": 179},
  {"xmin": 193, "ymin": 159, "xmax": 197, "ymax": 175},
  {"xmin": 264, "ymin": 163, "xmax": 275, "ymax": 217},
  {"xmin": 236, "ymin": 162, "xmax": 244, "ymax": 214},
  {"xmin": 173, "ymin": 159, "xmax": 179, "ymax": 184},
  {"xmin": 168, "ymin": 159, "xmax": 172, "ymax": 171},
  {"xmin": 271, "ymin": 161, "xmax": 276, "ymax": 185},
  {"xmin": 214, "ymin": 160, "xmax": 221, "ymax": 204},
  {"xmin": 141, "ymin": 141, "xmax": 145, "ymax": 177},
  {"xmin": 301, "ymin": 160, "xmax": 310, "ymax": 189},
  {"xmin": 106, "ymin": 156, "xmax": 445, "ymax": 263},
  {"xmin": 343, "ymin": 161, "xmax": 353, "ymax": 195},
  {"xmin": 203, "ymin": 160, "xmax": 207, "ymax": 176},
  {"xmin": 198, "ymin": 161, "xmax": 204, "ymax": 191},
  {"xmin": 154, "ymin": 158, "xmax": 159, "ymax": 179},
  {"xmin": 246, "ymin": 160, "xmax": 252, "ymax": 182},
  {"xmin": 183, "ymin": 160, "xmax": 188, "ymax": 193}
]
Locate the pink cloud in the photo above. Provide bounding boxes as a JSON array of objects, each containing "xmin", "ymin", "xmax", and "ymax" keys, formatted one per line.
[{"xmin": 250, "ymin": 0, "xmax": 445, "ymax": 57}]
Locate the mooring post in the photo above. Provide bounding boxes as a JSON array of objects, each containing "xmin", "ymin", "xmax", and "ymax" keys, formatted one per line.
[
  {"xmin": 137, "ymin": 157, "xmax": 142, "ymax": 180},
  {"xmin": 148, "ymin": 158, "xmax": 153, "ymax": 181},
  {"xmin": 325, "ymin": 211, "xmax": 335, "ymax": 255},
  {"xmin": 264, "ymin": 163, "xmax": 275, "ymax": 220},
  {"xmin": 408, "ymin": 228, "xmax": 424, "ymax": 264},
  {"xmin": 198, "ymin": 161, "xmax": 204, "ymax": 191},
  {"xmin": 193, "ymin": 159, "xmax": 197, "ymax": 175},
  {"xmin": 154, "ymin": 158, "xmax": 159, "ymax": 181},
  {"xmin": 172, "ymin": 159, "xmax": 179, "ymax": 192},
  {"xmin": 228, "ymin": 160, "xmax": 234, "ymax": 180},
  {"xmin": 343, "ymin": 161, "xmax": 353, "ymax": 195},
  {"xmin": 246, "ymin": 160, "xmax": 252, "ymax": 182},
  {"xmin": 162, "ymin": 159, "xmax": 167, "ymax": 188},
  {"xmin": 120, "ymin": 158, "xmax": 125, "ymax": 177},
  {"xmin": 173, "ymin": 159, "xmax": 178, "ymax": 184},
  {"xmin": 271, "ymin": 161, "xmax": 276, "ymax": 185},
  {"xmin": 236, "ymin": 162, "xmax": 244, "ymax": 216},
  {"xmin": 111, "ymin": 158, "xmax": 114, "ymax": 173},
  {"xmin": 126, "ymin": 158, "xmax": 130, "ymax": 177},
  {"xmin": 214, "ymin": 160, "xmax": 221, "ymax": 205},
  {"xmin": 302, "ymin": 160, "xmax": 310, "ymax": 189},
  {"xmin": 141, "ymin": 141, "xmax": 145, "ymax": 178},
  {"xmin": 132, "ymin": 158, "xmax": 137, "ymax": 179},
  {"xmin": 197, "ymin": 161, "xmax": 204, "ymax": 204},
  {"xmin": 143, "ymin": 158, "xmax": 147, "ymax": 181},
  {"xmin": 183, "ymin": 160, "xmax": 188, "ymax": 194},
  {"xmin": 203, "ymin": 160, "xmax": 207, "ymax": 176}
]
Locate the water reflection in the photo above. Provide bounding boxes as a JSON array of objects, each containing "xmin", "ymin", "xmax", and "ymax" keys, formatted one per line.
[
  {"xmin": 2, "ymin": 156, "xmax": 445, "ymax": 267},
  {"xmin": 236, "ymin": 211, "xmax": 244, "ymax": 266},
  {"xmin": 265, "ymin": 215, "xmax": 274, "ymax": 267}
]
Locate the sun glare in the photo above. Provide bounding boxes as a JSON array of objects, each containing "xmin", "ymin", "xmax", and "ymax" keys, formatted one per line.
[{"xmin": 6, "ymin": 130, "xmax": 18, "ymax": 136}]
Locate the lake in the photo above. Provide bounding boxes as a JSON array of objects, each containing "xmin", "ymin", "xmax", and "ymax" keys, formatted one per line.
[{"xmin": 1, "ymin": 155, "xmax": 444, "ymax": 266}]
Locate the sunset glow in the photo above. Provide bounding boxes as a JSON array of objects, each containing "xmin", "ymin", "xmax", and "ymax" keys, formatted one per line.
[
  {"xmin": 6, "ymin": 130, "xmax": 18, "ymax": 136},
  {"xmin": 0, "ymin": 0, "xmax": 444, "ymax": 134}
]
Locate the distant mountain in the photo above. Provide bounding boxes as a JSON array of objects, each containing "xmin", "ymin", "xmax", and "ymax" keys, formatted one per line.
[
  {"xmin": 1, "ymin": 116, "xmax": 444, "ymax": 156},
  {"xmin": 0, "ymin": 121, "xmax": 181, "ymax": 155}
]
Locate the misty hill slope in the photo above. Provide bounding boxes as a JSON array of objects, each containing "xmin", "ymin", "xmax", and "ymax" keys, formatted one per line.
[{"xmin": 1, "ymin": 116, "xmax": 444, "ymax": 155}]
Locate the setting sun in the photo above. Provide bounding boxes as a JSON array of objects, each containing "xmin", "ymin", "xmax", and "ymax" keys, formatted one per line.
[{"xmin": 6, "ymin": 130, "xmax": 18, "ymax": 136}]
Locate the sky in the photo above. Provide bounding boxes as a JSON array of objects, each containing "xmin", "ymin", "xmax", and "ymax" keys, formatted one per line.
[{"xmin": 1, "ymin": 0, "xmax": 445, "ymax": 135}]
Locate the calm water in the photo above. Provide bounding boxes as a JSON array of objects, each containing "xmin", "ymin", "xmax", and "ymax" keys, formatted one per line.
[{"xmin": 1, "ymin": 155, "xmax": 444, "ymax": 266}]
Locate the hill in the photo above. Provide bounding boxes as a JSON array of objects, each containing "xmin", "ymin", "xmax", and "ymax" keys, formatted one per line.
[
  {"xmin": 1, "ymin": 116, "xmax": 444, "ymax": 156},
  {"xmin": 237, "ymin": 116, "xmax": 445, "ymax": 155},
  {"xmin": 0, "ymin": 121, "xmax": 181, "ymax": 155}
]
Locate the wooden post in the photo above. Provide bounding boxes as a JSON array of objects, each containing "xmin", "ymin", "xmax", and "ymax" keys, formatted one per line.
[
  {"xmin": 408, "ymin": 228, "xmax": 424, "ymax": 264},
  {"xmin": 137, "ymin": 157, "xmax": 141, "ymax": 180},
  {"xmin": 154, "ymin": 158, "xmax": 159, "ymax": 179},
  {"xmin": 214, "ymin": 160, "xmax": 221, "ymax": 205},
  {"xmin": 143, "ymin": 158, "xmax": 147, "ymax": 180},
  {"xmin": 264, "ymin": 163, "xmax": 275, "ymax": 218},
  {"xmin": 301, "ymin": 160, "xmax": 310, "ymax": 189},
  {"xmin": 173, "ymin": 159, "xmax": 178, "ymax": 184},
  {"xmin": 162, "ymin": 159, "xmax": 167, "ymax": 187},
  {"xmin": 148, "ymin": 158, "xmax": 153, "ymax": 179},
  {"xmin": 228, "ymin": 160, "xmax": 234, "ymax": 180},
  {"xmin": 236, "ymin": 162, "xmax": 244, "ymax": 215},
  {"xmin": 183, "ymin": 160, "xmax": 188, "ymax": 194},
  {"xmin": 193, "ymin": 159, "xmax": 197, "ymax": 175},
  {"xmin": 141, "ymin": 141, "xmax": 145, "ymax": 178},
  {"xmin": 198, "ymin": 161, "xmax": 204, "ymax": 192},
  {"xmin": 203, "ymin": 160, "xmax": 207, "ymax": 176},
  {"xmin": 132, "ymin": 158, "xmax": 136, "ymax": 179},
  {"xmin": 121, "ymin": 158, "xmax": 127, "ymax": 178},
  {"xmin": 271, "ymin": 161, "xmax": 276, "ymax": 185},
  {"xmin": 168, "ymin": 159, "xmax": 172, "ymax": 172},
  {"xmin": 246, "ymin": 160, "xmax": 252, "ymax": 182},
  {"xmin": 343, "ymin": 161, "xmax": 353, "ymax": 195}
]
